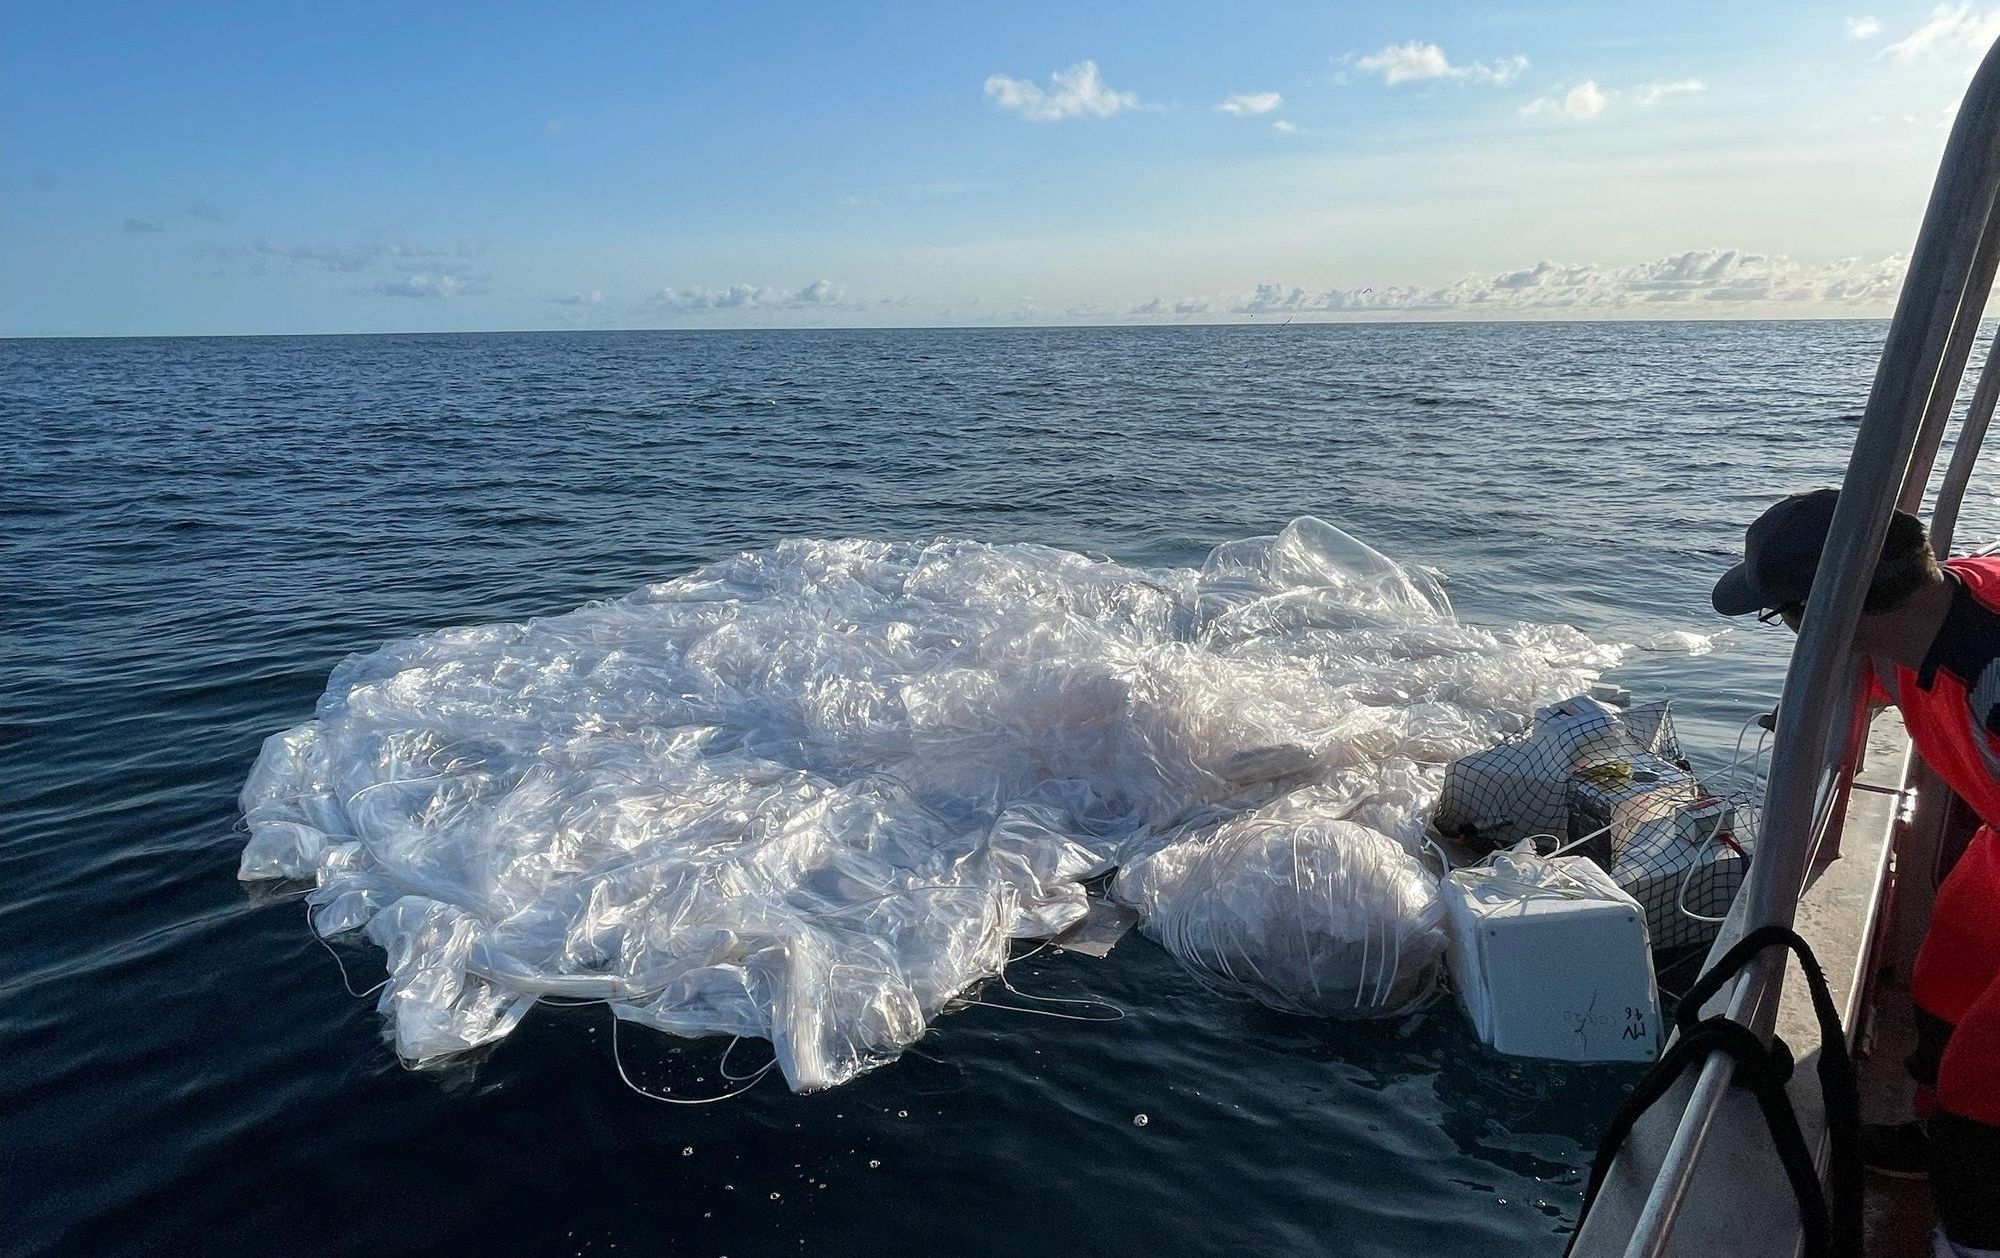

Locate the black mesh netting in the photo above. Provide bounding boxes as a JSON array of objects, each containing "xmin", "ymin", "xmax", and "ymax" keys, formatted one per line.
[{"xmin": 1434, "ymin": 696, "xmax": 1755, "ymax": 954}]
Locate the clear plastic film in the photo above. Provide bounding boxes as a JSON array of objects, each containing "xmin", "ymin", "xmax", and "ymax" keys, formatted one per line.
[
  {"xmin": 239, "ymin": 518, "xmax": 1620, "ymax": 1090},
  {"xmin": 1113, "ymin": 783, "xmax": 1451, "ymax": 1017}
]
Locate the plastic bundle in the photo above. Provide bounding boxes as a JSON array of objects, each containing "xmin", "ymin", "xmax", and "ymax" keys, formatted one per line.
[
  {"xmin": 1431, "ymin": 696, "xmax": 1754, "ymax": 954},
  {"xmin": 1431, "ymin": 695, "xmax": 1634, "ymax": 852},
  {"xmin": 239, "ymin": 517, "xmax": 1619, "ymax": 1090},
  {"xmin": 1115, "ymin": 784, "xmax": 1450, "ymax": 1016}
]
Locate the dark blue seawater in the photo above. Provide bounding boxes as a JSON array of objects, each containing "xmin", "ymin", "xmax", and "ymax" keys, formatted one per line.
[{"xmin": 5, "ymin": 323, "xmax": 1995, "ymax": 1258}]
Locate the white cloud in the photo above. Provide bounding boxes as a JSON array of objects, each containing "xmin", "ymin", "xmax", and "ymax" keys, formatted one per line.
[
  {"xmin": 1128, "ymin": 296, "xmax": 1216, "ymax": 317},
  {"xmin": 370, "ymin": 273, "xmax": 470, "ymax": 298},
  {"xmin": 1218, "ymin": 91, "xmax": 1282, "ymax": 116},
  {"xmin": 1470, "ymin": 54, "xmax": 1531, "ymax": 85},
  {"xmin": 1524, "ymin": 80, "xmax": 1610, "ymax": 119},
  {"xmin": 1226, "ymin": 249, "xmax": 1908, "ymax": 315},
  {"xmin": 1635, "ymin": 78, "xmax": 1706, "ymax": 105},
  {"xmin": 652, "ymin": 279, "xmax": 845, "ymax": 310},
  {"xmin": 796, "ymin": 278, "xmax": 840, "ymax": 304},
  {"xmin": 1884, "ymin": 4, "xmax": 2000, "ymax": 63},
  {"xmin": 1847, "ymin": 14, "xmax": 1883, "ymax": 38},
  {"xmin": 221, "ymin": 237, "xmax": 448, "ymax": 273},
  {"xmin": 205, "ymin": 233, "xmax": 493, "ymax": 297},
  {"xmin": 551, "ymin": 290, "xmax": 605, "ymax": 306},
  {"xmin": 1272, "ymin": 119, "xmax": 1300, "ymax": 133},
  {"xmin": 1352, "ymin": 41, "xmax": 1527, "ymax": 86},
  {"xmin": 543, "ymin": 119, "xmax": 564, "ymax": 135},
  {"xmin": 984, "ymin": 60, "xmax": 1141, "ymax": 121},
  {"xmin": 1356, "ymin": 41, "xmax": 1450, "ymax": 84},
  {"xmin": 1238, "ymin": 284, "xmax": 1318, "ymax": 314},
  {"xmin": 1565, "ymin": 80, "xmax": 1609, "ymax": 117},
  {"xmin": 246, "ymin": 242, "xmax": 375, "ymax": 270},
  {"xmin": 1522, "ymin": 77, "xmax": 1700, "ymax": 118}
]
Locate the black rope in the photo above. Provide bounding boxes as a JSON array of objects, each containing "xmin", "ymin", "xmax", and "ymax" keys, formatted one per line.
[{"xmin": 1566, "ymin": 925, "xmax": 1862, "ymax": 1258}]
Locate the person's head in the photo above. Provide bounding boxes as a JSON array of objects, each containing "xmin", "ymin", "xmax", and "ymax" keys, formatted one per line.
[{"xmin": 1711, "ymin": 489, "xmax": 1942, "ymax": 641}]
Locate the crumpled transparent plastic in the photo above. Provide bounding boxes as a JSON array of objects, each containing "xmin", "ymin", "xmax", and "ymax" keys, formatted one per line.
[
  {"xmin": 239, "ymin": 517, "xmax": 1618, "ymax": 1090},
  {"xmin": 1114, "ymin": 783, "xmax": 1451, "ymax": 1017}
]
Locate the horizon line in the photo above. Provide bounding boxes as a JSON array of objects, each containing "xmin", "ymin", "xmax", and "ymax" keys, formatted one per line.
[{"xmin": 0, "ymin": 312, "xmax": 1911, "ymax": 342}]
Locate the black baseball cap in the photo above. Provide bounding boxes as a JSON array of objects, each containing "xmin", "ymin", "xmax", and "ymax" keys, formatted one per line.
[{"xmin": 1712, "ymin": 489, "xmax": 1930, "ymax": 617}]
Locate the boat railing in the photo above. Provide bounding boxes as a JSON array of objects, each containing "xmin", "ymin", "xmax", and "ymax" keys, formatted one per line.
[
  {"xmin": 1931, "ymin": 326, "xmax": 2000, "ymax": 559},
  {"xmin": 1592, "ymin": 34, "xmax": 2000, "ymax": 1258}
]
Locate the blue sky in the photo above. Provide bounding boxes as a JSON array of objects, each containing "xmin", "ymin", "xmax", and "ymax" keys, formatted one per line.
[{"xmin": 2, "ymin": 1, "xmax": 1993, "ymax": 335}]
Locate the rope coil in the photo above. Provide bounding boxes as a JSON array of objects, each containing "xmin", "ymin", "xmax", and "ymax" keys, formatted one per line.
[{"xmin": 1566, "ymin": 924, "xmax": 1861, "ymax": 1258}]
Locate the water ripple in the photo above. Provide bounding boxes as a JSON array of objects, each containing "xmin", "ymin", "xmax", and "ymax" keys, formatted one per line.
[{"xmin": 3, "ymin": 321, "xmax": 1993, "ymax": 1258}]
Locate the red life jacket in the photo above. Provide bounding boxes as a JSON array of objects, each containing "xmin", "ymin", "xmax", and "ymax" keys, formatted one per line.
[
  {"xmin": 1869, "ymin": 556, "xmax": 2000, "ymax": 827},
  {"xmin": 1875, "ymin": 559, "xmax": 2000, "ymax": 1125}
]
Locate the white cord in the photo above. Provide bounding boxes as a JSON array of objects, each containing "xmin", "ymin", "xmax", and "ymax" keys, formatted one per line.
[
  {"xmin": 1675, "ymin": 803, "xmax": 1739, "ymax": 924},
  {"xmin": 611, "ymin": 1014, "xmax": 777, "ymax": 1104},
  {"xmin": 1716, "ymin": 711, "xmax": 1775, "ymax": 796},
  {"xmin": 1464, "ymin": 817, "xmax": 1619, "ymax": 865},
  {"xmin": 957, "ymin": 965, "xmax": 1128, "ymax": 1023},
  {"xmin": 717, "ymin": 1035, "xmax": 775, "ymax": 1082},
  {"xmin": 957, "ymin": 994, "xmax": 1127, "ymax": 1022},
  {"xmin": 997, "ymin": 968, "xmax": 1123, "ymax": 1012},
  {"xmin": 310, "ymin": 906, "xmax": 389, "ymax": 998},
  {"xmin": 1009, "ymin": 938, "xmax": 1056, "ymax": 964}
]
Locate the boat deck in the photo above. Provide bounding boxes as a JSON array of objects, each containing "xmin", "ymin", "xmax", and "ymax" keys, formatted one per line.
[
  {"xmin": 1572, "ymin": 709, "xmax": 1927, "ymax": 1257},
  {"xmin": 1859, "ymin": 983, "xmax": 1933, "ymax": 1258}
]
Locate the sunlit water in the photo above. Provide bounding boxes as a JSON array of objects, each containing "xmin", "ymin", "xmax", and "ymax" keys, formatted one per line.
[{"xmin": 5, "ymin": 322, "xmax": 1995, "ymax": 1257}]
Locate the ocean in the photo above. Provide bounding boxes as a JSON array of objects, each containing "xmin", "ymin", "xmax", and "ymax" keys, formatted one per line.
[{"xmin": 5, "ymin": 321, "xmax": 1994, "ymax": 1257}]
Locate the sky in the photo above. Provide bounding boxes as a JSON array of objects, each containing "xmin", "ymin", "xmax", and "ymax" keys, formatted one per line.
[{"xmin": 1, "ymin": 1, "xmax": 1996, "ymax": 336}]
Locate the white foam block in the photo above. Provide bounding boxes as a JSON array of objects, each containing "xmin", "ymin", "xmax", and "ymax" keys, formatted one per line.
[{"xmin": 1441, "ymin": 854, "xmax": 1661, "ymax": 1062}]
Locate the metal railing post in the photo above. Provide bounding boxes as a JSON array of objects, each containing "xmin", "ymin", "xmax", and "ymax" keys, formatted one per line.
[
  {"xmin": 1931, "ymin": 327, "xmax": 2000, "ymax": 556},
  {"xmin": 1606, "ymin": 36, "xmax": 2000, "ymax": 1258},
  {"xmin": 1748, "ymin": 25, "xmax": 2000, "ymax": 1000},
  {"xmin": 1900, "ymin": 213, "xmax": 2000, "ymax": 514}
]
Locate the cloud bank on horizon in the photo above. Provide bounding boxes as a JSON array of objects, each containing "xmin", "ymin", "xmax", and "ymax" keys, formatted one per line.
[
  {"xmin": 642, "ymin": 248, "xmax": 1909, "ymax": 327},
  {"xmin": 1, "ymin": 2, "xmax": 1993, "ymax": 334}
]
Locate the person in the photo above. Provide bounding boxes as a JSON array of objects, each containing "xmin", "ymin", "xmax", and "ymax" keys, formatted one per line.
[{"xmin": 1714, "ymin": 488, "xmax": 2000, "ymax": 1258}]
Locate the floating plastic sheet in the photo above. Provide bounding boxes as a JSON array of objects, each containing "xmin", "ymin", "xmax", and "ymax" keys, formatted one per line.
[
  {"xmin": 239, "ymin": 518, "xmax": 1619, "ymax": 1090},
  {"xmin": 1114, "ymin": 784, "xmax": 1450, "ymax": 1017}
]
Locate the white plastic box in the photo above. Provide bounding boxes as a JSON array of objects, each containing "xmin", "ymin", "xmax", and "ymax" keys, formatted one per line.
[{"xmin": 1440, "ymin": 853, "xmax": 1661, "ymax": 1063}]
